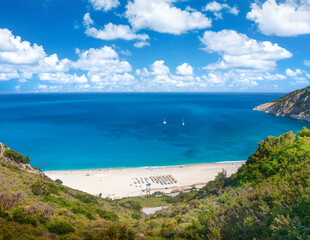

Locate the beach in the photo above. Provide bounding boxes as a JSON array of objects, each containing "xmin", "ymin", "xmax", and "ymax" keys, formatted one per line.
[{"xmin": 46, "ymin": 161, "xmax": 244, "ymax": 199}]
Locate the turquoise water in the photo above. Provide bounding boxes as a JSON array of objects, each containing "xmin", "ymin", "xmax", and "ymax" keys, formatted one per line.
[{"xmin": 0, "ymin": 93, "xmax": 309, "ymax": 170}]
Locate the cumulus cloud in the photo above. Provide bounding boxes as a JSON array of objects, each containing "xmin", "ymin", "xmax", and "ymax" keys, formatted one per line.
[
  {"xmin": 133, "ymin": 41, "xmax": 150, "ymax": 48},
  {"xmin": 176, "ymin": 63, "xmax": 193, "ymax": 75},
  {"xmin": 200, "ymin": 30, "xmax": 292, "ymax": 71},
  {"xmin": 0, "ymin": 28, "xmax": 72, "ymax": 82},
  {"xmin": 125, "ymin": 0, "xmax": 212, "ymax": 34},
  {"xmin": 73, "ymin": 46, "xmax": 131, "ymax": 75},
  {"xmin": 0, "ymin": 28, "xmax": 45, "ymax": 65},
  {"xmin": 89, "ymin": 0, "xmax": 120, "ymax": 11},
  {"xmin": 204, "ymin": 1, "xmax": 239, "ymax": 19},
  {"xmin": 39, "ymin": 72, "xmax": 88, "ymax": 83},
  {"xmin": 202, "ymin": 73, "xmax": 227, "ymax": 86},
  {"xmin": 89, "ymin": 72, "xmax": 135, "ymax": 85},
  {"xmin": 83, "ymin": 13, "xmax": 149, "ymax": 41},
  {"xmin": 151, "ymin": 60, "xmax": 170, "ymax": 75},
  {"xmin": 135, "ymin": 60, "xmax": 206, "ymax": 91},
  {"xmin": 286, "ymin": 68, "xmax": 302, "ymax": 77},
  {"xmin": 0, "ymin": 27, "xmax": 139, "ymax": 91},
  {"xmin": 304, "ymin": 60, "xmax": 310, "ymax": 67},
  {"xmin": 247, "ymin": 0, "xmax": 310, "ymax": 36},
  {"xmin": 201, "ymin": 70, "xmax": 287, "ymax": 90},
  {"xmin": 0, "ymin": 72, "xmax": 19, "ymax": 81}
]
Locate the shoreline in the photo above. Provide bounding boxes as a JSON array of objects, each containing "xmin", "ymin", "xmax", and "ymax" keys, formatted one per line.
[
  {"xmin": 45, "ymin": 160, "xmax": 247, "ymax": 173},
  {"xmin": 46, "ymin": 161, "xmax": 245, "ymax": 199}
]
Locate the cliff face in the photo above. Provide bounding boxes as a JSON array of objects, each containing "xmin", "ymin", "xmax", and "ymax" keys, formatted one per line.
[{"xmin": 253, "ymin": 86, "xmax": 310, "ymax": 122}]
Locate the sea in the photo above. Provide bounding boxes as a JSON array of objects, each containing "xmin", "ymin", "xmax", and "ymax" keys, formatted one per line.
[{"xmin": 0, "ymin": 93, "xmax": 309, "ymax": 171}]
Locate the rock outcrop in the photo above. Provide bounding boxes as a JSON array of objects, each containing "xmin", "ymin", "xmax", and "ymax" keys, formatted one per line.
[{"xmin": 253, "ymin": 86, "xmax": 310, "ymax": 122}]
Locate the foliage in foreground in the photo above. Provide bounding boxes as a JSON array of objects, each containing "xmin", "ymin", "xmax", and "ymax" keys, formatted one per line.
[{"xmin": 0, "ymin": 128, "xmax": 309, "ymax": 239}]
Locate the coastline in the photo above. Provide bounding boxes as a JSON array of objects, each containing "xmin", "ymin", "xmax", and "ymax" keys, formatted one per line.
[{"xmin": 46, "ymin": 161, "xmax": 245, "ymax": 199}]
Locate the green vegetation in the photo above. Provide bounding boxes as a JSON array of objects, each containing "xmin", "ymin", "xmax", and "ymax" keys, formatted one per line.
[
  {"xmin": 3, "ymin": 149, "xmax": 30, "ymax": 164},
  {"xmin": 55, "ymin": 179, "xmax": 63, "ymax": 185},
  {"xmin": 0, "ymin": 128, "xmax": 309, "ymax": 239}
]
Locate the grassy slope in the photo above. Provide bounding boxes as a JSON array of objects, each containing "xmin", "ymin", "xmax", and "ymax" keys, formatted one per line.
[{"xmin": 0, "ymin": 128, "xmax": 310, "ymax": 239}]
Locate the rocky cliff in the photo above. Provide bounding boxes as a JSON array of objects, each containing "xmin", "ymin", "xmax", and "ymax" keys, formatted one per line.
[{"xmin": 253, "ymin": 86, "xmax": 310, "ymax": 122}]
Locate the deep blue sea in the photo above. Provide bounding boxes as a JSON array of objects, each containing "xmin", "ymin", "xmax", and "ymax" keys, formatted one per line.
[{"xmin": 0, "ymin": 93, "xmax": 309, "ymax": 170}]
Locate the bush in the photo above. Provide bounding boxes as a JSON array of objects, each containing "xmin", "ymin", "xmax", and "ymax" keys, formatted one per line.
[
  {"xmin": 12, "ymin": 208, "xmax": 37, "ymax": 227},
  {"xmin": 71, "ymin": 203, "xmax": 95, "ymax": 220},
  {"xmin": 131, "ymin": 212, "xmax": 140, "ymax": 220},
  {"xmin": 75, "ymin": 192, "xmax": 97, "ymax": 204},
  {"xmin": 3, "ymin": 149, "xmax": 30, "ymax": 164},
  {"xmin": 298, "ymin": 127, "xmax": 310, "ymax": 137},
  {"xmin": 0, "ymin": 206, "xmax": 10, "ymax": 220},
  {"xmin": 31, "ymin": 182, "xmax": 50, "ymax": 196},
  {"xmin": 94, "ymin": 223, "xmax": 135, "ymax": 240},
  {"xmin": 96, "ymin": 209, "xmax": 119, "ymax": 221},
  {"xmin": 55, "ymin": 179, "xmax": 63, "ymax": 184},
  {"xmin": 120, "ymin": 200, "xmax": 142, "ymax": 211},
  {"xmin": 47, "ymin": 220, "xmax": 75, "ymax": 235}
]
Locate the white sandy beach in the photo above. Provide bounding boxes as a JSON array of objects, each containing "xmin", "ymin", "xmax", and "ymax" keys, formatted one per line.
[{"xmin": 46, "ymin": 162, "xmax": 244, "ymax": 199}]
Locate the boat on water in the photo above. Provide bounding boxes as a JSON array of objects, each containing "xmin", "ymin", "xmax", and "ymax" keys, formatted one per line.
[
  {"xmin": 182, "ymin": 118, "xmax": 185, "ymax": 126},
  {"xmin": 163, "ymin": 118, "xmax": 167, "ymax": 124}
]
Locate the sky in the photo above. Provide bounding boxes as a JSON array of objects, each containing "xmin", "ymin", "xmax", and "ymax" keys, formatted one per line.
[{"xmin": 0, "ymin": 0, "xmax": 310, "ymax": 93}]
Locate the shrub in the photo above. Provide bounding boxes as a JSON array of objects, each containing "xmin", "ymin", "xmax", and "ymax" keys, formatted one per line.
[
  {"xmin": 120, "ymin": 200, "xmax": 142, "ymax": 211},
  {"xmin": 31, "ymin": 182, "xmax": 50, "ymax": 196},
  {"xmin": 12, "ymin": 208, "xmax": 37, "ymax": 227},
  {"xmin": 131, "ymin": 212, "xmax": 140, "ymax": 220},
  {"xmin": 298, "ymin": 127, "xmax": 310, "ymax": 137},
  {"xmin": 71, "ymin": 203, "xmax": 95, "ymax": 220},
  {"xmin": 94, "ymin": 223, "xmax": 135, "ymax": 240},
  {"xmin": 47, "ymin": 220, "xmax": 75, "ymax": 235},
  {"xmin": 55, "ymin": 179, "xmax": 63, "ymax": 184},
  {"xmin": 75, "ymin": 192, "xmax": 97, "ymax": 204},
  {"xmin": 96, "ymin": 209, "xmax": 119, "ymax": 221},
  {"xmin": 0, "ymin": 206, "xmax": 10, "ymax": 220},
  {"xmin": 3, "ymin": 149, "xmax": 30, "ymax": 164}
]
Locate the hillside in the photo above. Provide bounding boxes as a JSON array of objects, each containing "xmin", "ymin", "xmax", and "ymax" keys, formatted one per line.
[
  {"xmin": 0, "ymin": 129, "xmax": 310, "ymax": 239},
  {"xmin": 253, "ymin": 86, "xmax": 310, "ymax": 121}
]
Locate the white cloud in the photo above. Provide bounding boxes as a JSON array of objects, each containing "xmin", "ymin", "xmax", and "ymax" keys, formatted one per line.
[
  {"xmin": 125, "ymin": 0, "xmax": 212, "ymax": 34},
  {"xmin": 135, "ymin": 67, "xmax": 150, "ymax": 76},
  {"xmin": 0, "ymin": 28, "xmax": 72, "ymax": 81},
  {"xmin": 90, "ymin": 72, "xmax": 135, "ymax": 85},
  {"xmin": 176, "ymin": 63, "xmax": 193, "ymax": 75},
  {"xmin": 0, "ymin": 28, "xmax": 45, "ymax": 65},
  {"xmin": 89, "ymin": 0, "xmax": 120, "ymax": 11},
  {"xmin": 135, "ymin": 60, "xmax": 207, "ymax": 91},
  {"xmin": 0, "ymin": 72, "xmax": 19, "ymax": 81},
  {"xmin": 304, "ymin": 60, "xmax": 310, "ymax": 67},
  {"xmin": 84, "ymin": 14, "xmax": 149, "ymax": 41},
  {"xmin": 204, "ymin": 1, "xmax": 239, "ymax": 18},
  {"xmin": 202, "ymin": 73, "xmax": 227, "ymax": 86},
  {"xmin": 286, "ymin": 68, "xmax": 302, "ymax": 77},
  {"xmin": 200, "ymin": 69, "xmax": 288, "ymax": 90},
  {"xmin": 0, "ymin": 27, "xmax": 141, "ymax": 91},
  {"xmin": 151, "ymin": 60, "xmax": 170, "ymax": 75},
  {"xmin": 133, "ymin": 41, "xmax": 150, "ymax": 48},
  {"xmin": 247, "ymin": 0, "xmax": 310, "ymax": 36},
  {"xmin": 73, "ymin": 46, "xmax": 132, "ymax": 74},
  {"xmin": 83, "ymin": 13, "xmax": 94, "ymax": 26},
  {"xmin": 39, "ymin": 72, "xmax": 88, "ymax": 83},
  {"xmin": 200, "ymin": 30, "xmax": 292, "ymax": 71},
  {"xmin": 37, "ymin": 84, "xmax": 48, "ymax": 89}
]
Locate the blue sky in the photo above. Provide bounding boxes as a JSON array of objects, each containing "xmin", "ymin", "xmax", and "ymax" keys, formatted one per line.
[{"xmin": 0, "ymin": 0, "xmax": 309, "ymax": 93}]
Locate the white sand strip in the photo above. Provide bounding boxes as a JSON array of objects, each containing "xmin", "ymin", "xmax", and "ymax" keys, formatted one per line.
[{"xmin": 46, "ymin": 162, "xmax": 244, "ymax": 199}]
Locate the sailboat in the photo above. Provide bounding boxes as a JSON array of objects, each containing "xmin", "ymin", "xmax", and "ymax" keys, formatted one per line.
[
  {"xmin": 163, "ymin": 118, "xmax": 167, "ymax": 125},
  {"xmin": 182, "ymin": 118, "xmax": 185, "ymax": 126}
]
